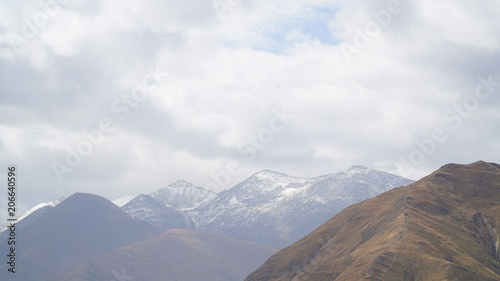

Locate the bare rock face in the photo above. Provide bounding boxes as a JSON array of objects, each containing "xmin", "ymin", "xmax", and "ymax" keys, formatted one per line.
[{"xmin": 473, "ymin": 213, "xmax": 500, "ymax": 261}]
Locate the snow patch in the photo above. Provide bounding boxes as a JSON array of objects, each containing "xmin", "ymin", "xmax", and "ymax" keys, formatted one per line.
[
  {"xmin": 112, "ymin": 195, "xmax": 134, "ymax": 207},
  {"xmin": 229, "ymin": 196, "xmax": 241, "ymax": 205}
]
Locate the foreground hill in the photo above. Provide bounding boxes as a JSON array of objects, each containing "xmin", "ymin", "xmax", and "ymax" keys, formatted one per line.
[
  {"xmin": 0, "ymin": 193, "xmax": 160, "ymax": 281},
  {"xmin": 246, "ymin": 161, "xmax": 500, "ymax": 281},
  {"xmin": 58, "ymin": 229, "xmax": 278, "ymax": 281},
  {"xmin": 0, "ymin": 196, "xmax": 65, "ymax": 240}
]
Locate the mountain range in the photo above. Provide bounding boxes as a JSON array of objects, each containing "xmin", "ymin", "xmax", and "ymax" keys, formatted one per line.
[
  {"xmin": 0, "ymin": 193, "xmax": 276, "ymax": 281},
  {"xmin": 2, "ymin": 166, "xmax": 412, "ymax": 249},
  {"xmin": 1, "ymin": 162, "xmax": 497, "ymax": 280},
  {"xmin": 245, "ymin": 161, "xmax": 500, "ymax": 281},
  {"xmin": 122, "ymin": 166, "xmax": 413, "ymax": 247}
]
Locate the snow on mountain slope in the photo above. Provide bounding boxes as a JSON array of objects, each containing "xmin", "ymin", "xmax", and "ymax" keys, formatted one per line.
[
  {"xmin": 119, "ymin": 166, "xmax": 413, "ymax": 247},
  {"xmin": 122, "ymin": 194, "xmax": 195, "ymax": 232},
  {"xmin": 190, "ymin": 166, "xmax": 414, "ymax": 247},
  {"xmin": 120, "ymin": 181, "xmax": 214, "ymax": 232},
  {"xmin": 112, "ymin": 195, "xmax": 134, "ymax": 207},
  {"xmin": 150, "ymin": 180, "xmax": 216, "ymax": 210},
  {"xmin": 17, "ymin": 196, "xmax": 66, "ymax": 221},
  {"xmin": 0, "ymin": 197, "xmax": 66, "ymax": 235}
]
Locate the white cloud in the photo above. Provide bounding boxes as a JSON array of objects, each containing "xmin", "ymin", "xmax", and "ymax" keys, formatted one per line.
[{"xmin": 0, "ymin": 0, "xmax": 499, "ymax": 215}]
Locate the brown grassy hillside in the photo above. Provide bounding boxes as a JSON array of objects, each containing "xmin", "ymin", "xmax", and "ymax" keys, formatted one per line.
[{"xmin": 245, "ymin": 161, "xmax": 500, "ymax": 281}]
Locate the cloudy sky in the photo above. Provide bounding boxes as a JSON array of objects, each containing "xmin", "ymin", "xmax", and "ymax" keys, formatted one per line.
[{"xmin": 1, "ymin": 0, "xmax": 499, "ymax": 215}]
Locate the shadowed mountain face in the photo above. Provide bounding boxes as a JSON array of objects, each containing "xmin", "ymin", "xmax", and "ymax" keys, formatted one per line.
[
  {"xmin": 122, "ymin": 194, "xmax": 196, "ymax": 232},
  {"xmin": 57, "ymin": 229, "xmax": 279, "ymax": 281},
  {"xmin": 120, "ymin": 180, "xmax": 213, "ymax": 232},
  {"xmin": 245, "ymin": 161, "xmax": 500, "ymax": 281},
  {"xmin": 0, "ymin": 193, "xmax": 160, "ymax": 281},
  {"xmin": 0, "ymin": 197, "xmax": 66, "ymax": 241}
]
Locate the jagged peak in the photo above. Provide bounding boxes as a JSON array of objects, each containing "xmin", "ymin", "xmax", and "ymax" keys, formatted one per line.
[
  {"xmin": 253, "ymin": 170, "xmax": 293, "ymax": 179},
  {"xmin": 147, "ymin": 180, "xmax": 212, "ymax": 196},
  {"xmin": 347, "ymin": 165, "xmax": 370, "ymax": 171},
  {"xmin": 168, "ymin": 180, "xmax": 196, "ymax": 188},
  {"xmin": 338, "ymin": 165, "xmax": 374, "ymax": 178}
]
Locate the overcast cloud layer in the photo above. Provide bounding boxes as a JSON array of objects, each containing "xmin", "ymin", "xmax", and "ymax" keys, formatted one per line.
[{"xmin": 1, "ymin": 0, "xmax": 499, "ymax": 216}]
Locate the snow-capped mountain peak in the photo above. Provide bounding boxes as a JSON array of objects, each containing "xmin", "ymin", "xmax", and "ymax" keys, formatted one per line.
[
  {"xmin": 150, "ymin": 180, "xmax": 216, "ymax": 210},
  {"xmin": 119, "ymin": 166, "xmax": 414, "ymax": 247},
  {"xmin": 169, "ymin": 180, "xmax": 196, "ymax": 188},
  {"xmin": 253, "ymin": 170, "xmax": 290, "ymax": 179},
  {"xmin": 192, "ymin": 166, "xmax": 414, "ymax": 247},
  {"xmin": 16, "ymin": 196, "xmax": 66, "ymax": 222},
  {"xmin": 340, "ymin": 165, "xmax": 373, "ymax": 178},
  {"xmin": 347, "ymin": 165, "xmax": 369, "ymax": 171},
  {"xmin": 234, "ymin": 170, "xmax": 314, "ymax": 195},
  {"xmin": 112, "ymin": 195, "xmax": 135, "ymax": 207},
  {"xmin": 0, "ymin": 196, "xmax": 66, "ymax": 234}
]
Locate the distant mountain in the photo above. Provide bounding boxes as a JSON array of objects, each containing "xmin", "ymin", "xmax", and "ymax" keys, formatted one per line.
[
  {"xmin": 245, "ymin": 161, "xmax": 500, "ymax": 281},
  {"xmin": 0, "ymin": 196, "xmax": 65, "ymax": 240},
  {"xmin": 0, "ymin": 193, "xmax": 160, "ymax": 281},
  {"xmin": 120, "ymin": 180, "xmax": 214, "ymax": 232},
  {"xmin": 151, "ymin": 180, "xmax": 216, "ymax": 210},
  {"xmin": 190, "ymin": 166, "xmax": 413, "ymax": 247},
  {"xmin": 56, "ymin": 229, "xmax": 278, "ymax": 281},
  {"xmin": 112, "ymin": 195, "xmax": 134, "ymax": 207},
  {"xmin": 120, "ymin": 167, "xmax": 412, "ymax": 247},
  {"xmin": 122, "ymin": 194, "xmax": 196, "ymax": 232}
]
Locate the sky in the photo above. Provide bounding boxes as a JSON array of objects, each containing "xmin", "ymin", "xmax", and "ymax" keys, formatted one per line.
[{"xmin": 0, "ymin": 0, "xmax": 499, "ymax": 216}]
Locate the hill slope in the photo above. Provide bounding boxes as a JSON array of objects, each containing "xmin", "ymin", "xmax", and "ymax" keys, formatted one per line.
[
  {"xmin": 0, "ymin": 196, "xmax": 65, "ymax": 240},
  {"xmin": 57, "ymin": 229, "xmax": 278, "ymax": 281},
  {"xmin": 0, "ymin": 193, "xmax": 160, "ymax": 281},
  {"xmin": 245, "ymin": 161, "xmax": 500, "ymax": 281},
  {"xmin": 122, "ymin": 194, "xmax": 196, "ymax": 231}
]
